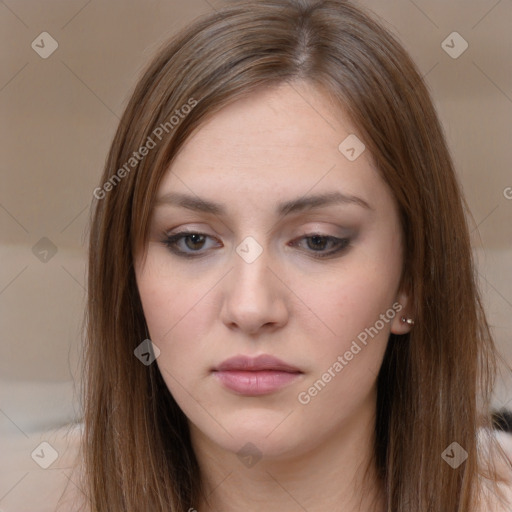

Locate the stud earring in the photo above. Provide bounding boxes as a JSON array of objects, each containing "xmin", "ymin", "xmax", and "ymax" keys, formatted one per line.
[{"xmin": 400, "ymin": 316, "xmax": 415, "ymax": 326}]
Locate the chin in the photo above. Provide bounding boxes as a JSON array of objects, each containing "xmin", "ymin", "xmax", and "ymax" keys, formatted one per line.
[{"xmin": 192, "ymin": 410, "xmax": 311, "ymax": 461}]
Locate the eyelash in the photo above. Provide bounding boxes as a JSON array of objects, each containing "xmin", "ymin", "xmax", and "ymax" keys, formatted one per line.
[{"xmin": 161, "ymin": 231, "xmax": 351, "ymax": 259}]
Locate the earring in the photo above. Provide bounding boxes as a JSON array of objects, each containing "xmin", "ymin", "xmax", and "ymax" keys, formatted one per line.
[{"xmin": 400, "ymin": 316, "xmax": 415, "ymax": 326}]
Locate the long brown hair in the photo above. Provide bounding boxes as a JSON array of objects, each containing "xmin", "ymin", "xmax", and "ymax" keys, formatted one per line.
[{"xmin": 78, "ymin": 0, "xmax": 510, "ymax": 510}]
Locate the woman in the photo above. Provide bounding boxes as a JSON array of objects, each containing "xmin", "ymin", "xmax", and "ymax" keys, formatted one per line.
[{"xmin": 74, "ymin": 0, "xmax": 512, "ymax": 510}]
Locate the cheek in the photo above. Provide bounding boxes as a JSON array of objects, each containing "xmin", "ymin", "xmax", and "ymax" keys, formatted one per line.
[
  {"xmin": 137, "ymin": 278, "xmax": 176, "ymax": 341},
  {"xmin": 293, "ymin": 273, "xmax": 396, "ymax": 419},
  {"xmin": 135, "ymin": 256, "xmax": 215, "ymax": 380},
  {"xmin": 136, "ymin": 265, "xmax": 220, "ymax": 432},
  {"xmin": 135, "ymin": 265, "xmax": 173, "ymax": 350},
  {"xmin": 299, "ymin": 255, "xmax": 399, "ymax": 346},
  {"xmin": 301, "ymin": 277, "xmax": 392, "ymax": 391},
  {"xmin": 136, "ymin": 249, "xmax": 200, "ymax": 339},
  {"xmin": 294, "ymin": 240, "xmax": 402, "ymax": 398}
]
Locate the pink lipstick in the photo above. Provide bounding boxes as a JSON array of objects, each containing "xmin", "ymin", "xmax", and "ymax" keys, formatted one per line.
[{"xmin": 212, "ymin": 354, "xmax": 303, "ymax": 396}]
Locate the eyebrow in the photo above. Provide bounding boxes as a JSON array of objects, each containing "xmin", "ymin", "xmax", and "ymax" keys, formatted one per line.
[{"xmin": 154, "ymin": 191, "xmax": 373, "ymax": 216}]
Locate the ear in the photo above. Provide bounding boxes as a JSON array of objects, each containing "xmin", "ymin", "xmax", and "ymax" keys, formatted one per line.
[{"xmin": 390, "ymin": 288, "xmax": 414, "ymax": 335}]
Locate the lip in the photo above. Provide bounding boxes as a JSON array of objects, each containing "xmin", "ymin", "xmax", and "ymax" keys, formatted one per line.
[
  {"xmin": 212, "ymin": 354, "xmax": 303, "ymax": 396},
  {"xmin": 214, "ymin": 354, "xmax": 301, "ymax": 373}
]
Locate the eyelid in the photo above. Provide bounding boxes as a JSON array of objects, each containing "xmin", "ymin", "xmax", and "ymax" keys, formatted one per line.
[
  {"xmin": 289, "ymin": 233, "xmax": 352, "ymax": 257},
  {"xmin": 161, "ymin": 230, "xmax": 353, "ymax": 259},
  {"xmin": 163, "ymin": 227, "xmax": 351, "ymax": 244},
  {"xmin": 165, "ymin": 223, "xmax": 352, "ymax": 238}
]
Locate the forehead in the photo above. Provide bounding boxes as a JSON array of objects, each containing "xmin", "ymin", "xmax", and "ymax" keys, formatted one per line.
[{"xmin": 156, "ymin": 81, "xmax": 389, "ymax": 216}]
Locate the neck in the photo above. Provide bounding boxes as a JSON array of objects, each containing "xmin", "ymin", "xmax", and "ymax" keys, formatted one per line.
[{"xmin": 190, "ymin": 395, "xmax": 385, "ymax": 512}]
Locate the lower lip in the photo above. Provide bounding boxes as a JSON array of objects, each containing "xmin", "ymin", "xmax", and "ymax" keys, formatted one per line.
[{"xmin": 213, "ymin": 370, "xmax": 302, "ymax": 396}]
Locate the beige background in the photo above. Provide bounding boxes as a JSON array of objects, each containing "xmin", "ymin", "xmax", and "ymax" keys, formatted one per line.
[{"xmin": 0, "ymin": 1, "xmax": 511, "ymax": 503}]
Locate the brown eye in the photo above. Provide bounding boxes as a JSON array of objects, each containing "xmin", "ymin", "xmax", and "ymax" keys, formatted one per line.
[
  {"xmin": 182, "ymin": 233, "xmax": 207, "ymax": 250},
  {"xmin": 292, "ymin": 234, "xmax": 351, "ymax": 258},
  {"xmin": 306, "ymin": 235, "xmax": 330, "ymax": 251},
  {"xmin": 162, "ymin": 232, "xmax": 220, "ymax": 257}
]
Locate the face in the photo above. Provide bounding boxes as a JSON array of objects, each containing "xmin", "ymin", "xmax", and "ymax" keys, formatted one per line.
[{"xmin": 135, "ymin": 81, "xmax": 412, "ymax": 461}]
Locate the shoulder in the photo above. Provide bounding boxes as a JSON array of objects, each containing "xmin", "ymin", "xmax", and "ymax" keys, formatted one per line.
[
  {"xmin": 475, "ymin": 428, "xmax": 512, "ymax": 512},
  {"xmin": 50, "ymin": 423, "xmax": 91, "ymax": 512},
  {"xmin": 476, "ymin": 479, "xmax": 512, "ymax": 512}
]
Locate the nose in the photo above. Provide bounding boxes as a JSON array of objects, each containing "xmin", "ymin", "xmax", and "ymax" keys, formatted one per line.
[{"xmin": 219, "ymin": 244, "xmax": 289, "ymax": 336}]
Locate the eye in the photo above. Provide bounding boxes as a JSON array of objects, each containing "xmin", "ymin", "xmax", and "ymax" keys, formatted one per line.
[
  {"xmin": 162, "ymin": 231, "xmax": 351, "ymax": 259},
  {"xmin": 162, "ymin": 231, "xmax": 220, "ymax": 257},
  {"xmin": 290, "ymin": 234, "xmax": 351, "ymax": 258}
]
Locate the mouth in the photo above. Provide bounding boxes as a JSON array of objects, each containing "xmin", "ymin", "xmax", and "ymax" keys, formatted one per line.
[{"xmin": 212, "ymin": 354, "xmax": 303, "ymax": 396}]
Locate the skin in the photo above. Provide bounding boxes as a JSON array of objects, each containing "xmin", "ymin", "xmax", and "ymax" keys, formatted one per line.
[{"xmin": 135, "ymin": 80, "xmax": 413, "ymax": 512}]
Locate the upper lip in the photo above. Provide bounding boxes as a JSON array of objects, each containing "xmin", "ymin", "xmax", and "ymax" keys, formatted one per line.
[{"xmin": 213, "ymin": 354, "xmax": 302, "ymax": 373}]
